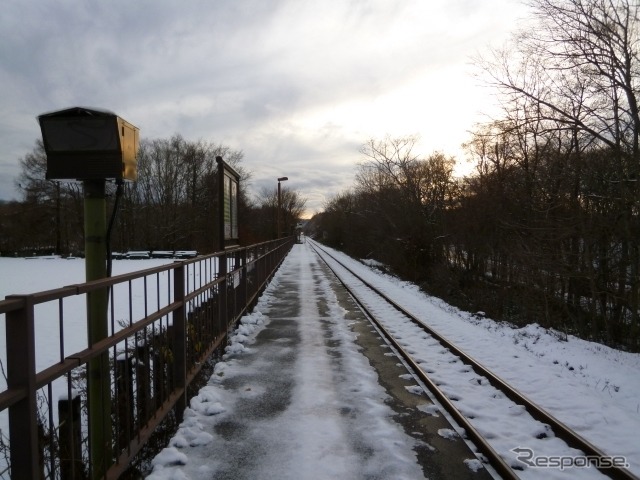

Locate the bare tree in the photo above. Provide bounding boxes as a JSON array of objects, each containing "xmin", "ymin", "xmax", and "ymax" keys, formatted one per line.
[
  {"xmin": 480, "ymin": 0, "xmax": 639, "ymax": 157},
  {"xmin": 469, "ymin": 0, "xmax": 640, "ymax": 346},
  {"xmin": 14, "ymin": 140, "xmax": 83, "ymax": 255},
  {"xmin": 120, "ymin": 135, "xmax": 246, "ymax": 252},
  {"xmin": 323, "ymin": 136, "xmax": 458, "ymax": 281},
  {"xmin": 252, "ymin": 186, "xmax": 307, "ymax": 240}
]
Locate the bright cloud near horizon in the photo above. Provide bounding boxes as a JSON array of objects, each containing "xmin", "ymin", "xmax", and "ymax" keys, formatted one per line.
[{"xmin": 0, "ymin": 0, "xmax": 529, "ymax": 217}]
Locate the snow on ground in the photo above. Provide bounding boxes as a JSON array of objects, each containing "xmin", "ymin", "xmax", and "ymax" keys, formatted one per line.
[
  {"xmin": 2, "ymin": 243, "xmax": 639, "ymax": 478},
  {"xmin": 0, "ymin": 256, "xmax": 175, "ymax": 448},
  {"xmin": 0, "ymin": 257, "xmax": 174, "ymax": 296},
  {"xmin": 0, "ymin": 257, "xmax": 174, "ymax": 383},
  {"xmin": 149, "ymin": 241, "xmax": 639, "ymax": 479},
  {"xmin": 149, "ymin": 243, "xmax": 426, "ymax": 479},
  {"xmin": 314, "ymin": 242, "xmax": 640, "ymax": 477}
]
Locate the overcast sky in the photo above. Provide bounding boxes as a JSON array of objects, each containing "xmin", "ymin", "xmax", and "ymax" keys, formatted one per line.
[{"xmin": 1, "ymin": 0, "xmax": 529, "ymax": 216}]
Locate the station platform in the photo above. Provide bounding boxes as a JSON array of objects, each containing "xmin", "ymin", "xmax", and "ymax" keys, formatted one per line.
[{"xmin": 149, "ymin": 242, "xmax": 492, "ymax": 479}]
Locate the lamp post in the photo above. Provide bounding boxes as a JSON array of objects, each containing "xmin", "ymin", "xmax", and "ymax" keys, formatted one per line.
[{"xmin": 277, "ymin": 176, "xmax": 288, "ymax": 238}]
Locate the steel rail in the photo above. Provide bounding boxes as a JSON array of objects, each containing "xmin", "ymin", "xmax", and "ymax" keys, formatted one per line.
[
  {"xmin": 309, "ymin": 240, "xmax": 638, "ymax": 480},
  {"xmin": 310, "ymin": 241, "xmax": 517, "ymax": 479}
]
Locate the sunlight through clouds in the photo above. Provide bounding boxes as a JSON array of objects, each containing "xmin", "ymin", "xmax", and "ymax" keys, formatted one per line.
[{"xmin": 0, "ymin": 0, "xmax": 530, "ymax": 214}]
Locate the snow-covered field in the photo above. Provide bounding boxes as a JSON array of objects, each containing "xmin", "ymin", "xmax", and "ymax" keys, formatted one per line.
[
  {"xmin": 0, "ymin": 257, "xmax": 174, "ymax": 297},
  {"xmin": 0, "ymin": 257, "xmax": 174, "ymax": 385},
  {"xmin": 1, "ymin": 249, "xmax": 639, "ymax": 478}
]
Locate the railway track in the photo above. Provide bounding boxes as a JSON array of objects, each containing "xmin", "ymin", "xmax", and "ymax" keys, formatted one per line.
[{"xmin": 308, "ymin": 239, "xmax": 638, "ymax": 480}]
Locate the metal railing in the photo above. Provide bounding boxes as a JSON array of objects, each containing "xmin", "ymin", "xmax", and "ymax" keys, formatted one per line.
[{"xmin": 0, "ymin": 237, "xmax": 293, "ymax": 479}]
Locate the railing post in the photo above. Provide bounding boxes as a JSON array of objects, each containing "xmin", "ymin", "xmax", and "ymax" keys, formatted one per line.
[
  {"xmin": 59, "ymin": 393, "xmax": 83, "ymax": 480},
  {"xmin": 116, "ymin": 356, "xmax": 134, "ymax": 450},
  {"xmin": 172, "ymin": 261, "xmax": 187, "ymax": 422},
  {"xmin": 233, "ymin": 250, "xmax": 241, "ymax": 318},
  {"xmin": 136, "ymin": 345, "xmax": 151, "ymax": 426},
  {"xmin": 5, "ymin": 295, "xmax": 40, "ymax": 480},
  {"xmin": 218, "ymin": 253, "xmax": 228, "ymax": 333},
  {"xmin": 152, "ymin": 348, "xmax": 165, "ymax": 410},
  {"xmin": 241, "ymin": 248, "xmax": 248, "ymax": 309}
]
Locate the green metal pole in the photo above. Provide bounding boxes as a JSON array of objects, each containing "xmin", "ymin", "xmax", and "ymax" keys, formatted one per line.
[{"xmin": 84, "ymin": 180, "xmax": 112, "ymax": 478}]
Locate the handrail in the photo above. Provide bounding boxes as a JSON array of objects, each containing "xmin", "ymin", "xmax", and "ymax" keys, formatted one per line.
[{"xmin": 0, "ymin": 237, "xmax": 294, "ymax": 479}]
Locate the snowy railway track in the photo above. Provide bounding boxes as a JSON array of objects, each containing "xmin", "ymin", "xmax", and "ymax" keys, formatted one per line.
[{"xmin": 309, "ymin": 239, "xmax": 638, "ymax": 480}]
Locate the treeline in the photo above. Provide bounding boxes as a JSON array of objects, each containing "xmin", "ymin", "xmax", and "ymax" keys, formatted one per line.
[
  {"xmin": 313, "ymin": 0, "xmax": 640, "ymax": 351},
  {"xmin": 0, "ymin": 134, "xmax": 306, "ymax": 255}
]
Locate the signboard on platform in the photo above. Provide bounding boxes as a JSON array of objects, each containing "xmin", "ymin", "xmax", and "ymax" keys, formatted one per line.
[{"xmin": 217, "ymin": 156, "xmax": 240, "ymax": 249}]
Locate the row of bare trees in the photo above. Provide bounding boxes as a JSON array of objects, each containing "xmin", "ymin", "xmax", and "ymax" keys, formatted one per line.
[
  {"xmin": 317, "ymin": 137, "xmax": 459, "ymax": 280},
  {"xmin": 1, "ymin": 135, "xmax": 306, "ymax": 256},
  {"xmin": 313, "ymin": 0, "xmax": 639, "ymax": 350},
  {"xmin": 115, "ymin": 135, "xmax": 246, "ymax": 252}
]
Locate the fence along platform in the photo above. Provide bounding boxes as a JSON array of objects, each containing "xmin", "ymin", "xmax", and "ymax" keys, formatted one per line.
[{"xmin": 0, "ymin": 237, "xmax": 293, "ymax": 479}]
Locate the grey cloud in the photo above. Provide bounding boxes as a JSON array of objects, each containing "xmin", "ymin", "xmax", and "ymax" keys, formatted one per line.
[{"xmin": 0, "ymin": 0, "xmax": 526, "ymax": 209}]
